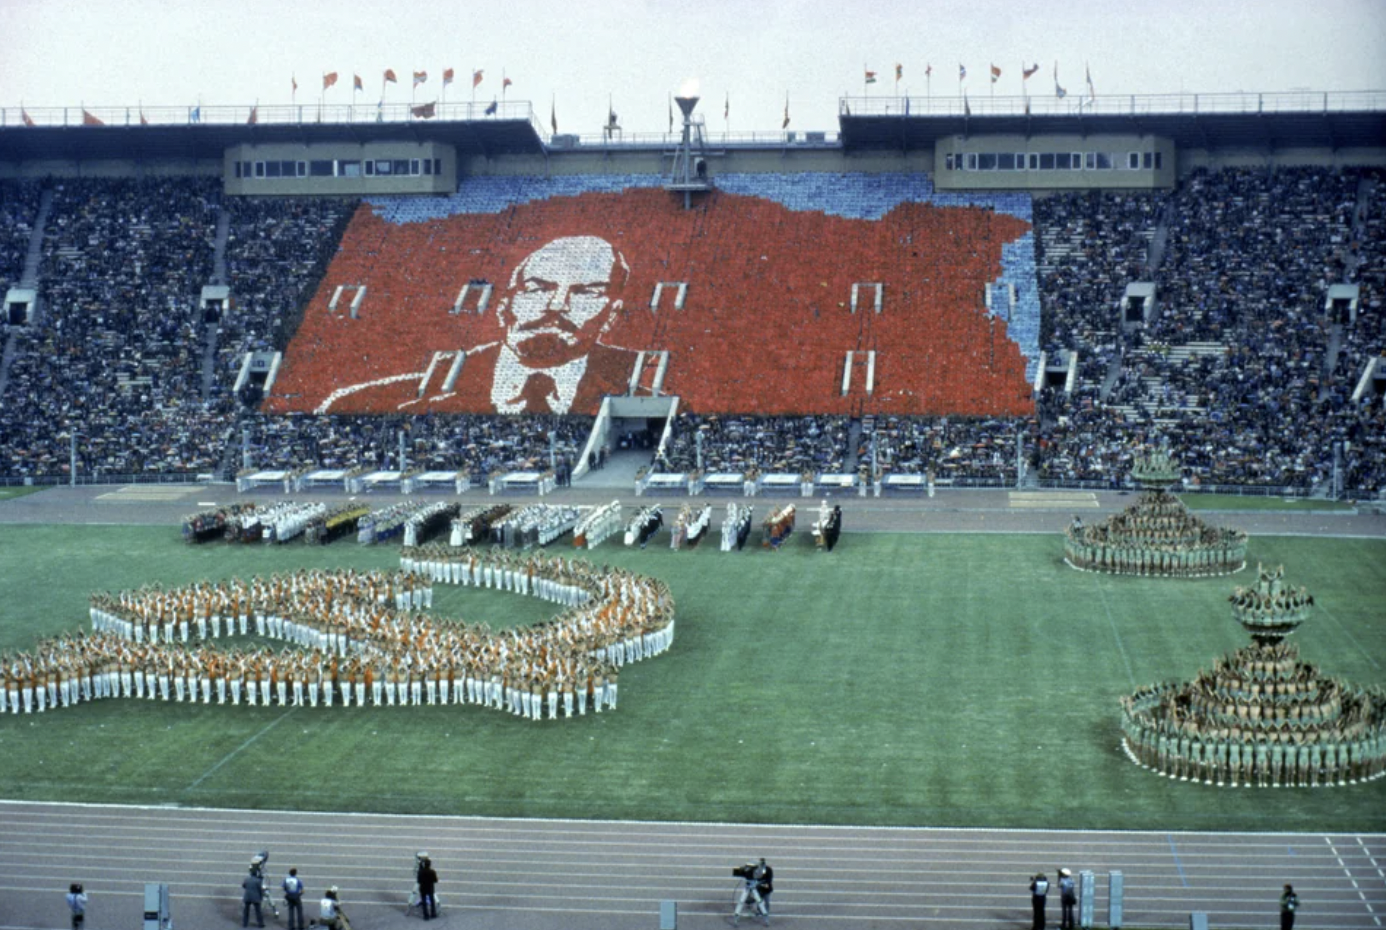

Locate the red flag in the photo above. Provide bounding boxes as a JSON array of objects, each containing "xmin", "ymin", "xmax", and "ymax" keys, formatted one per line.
[
  {"xmin": 472, "ymin": 69, "xmax": 484, "ymax": 88},
  {"xmin": 990, "ymin": 64, "xmax": 1002, "ymax": 83},
  {"xmin": 1022, "ymin": 63, "xmax": 1040, "ymax": 80},
  {"xmin": 502, "ymin": 76, "xmax": 513, "ymax": 89},
  {"xmin": 82, "ymin": 109, "xmax": 104, "ymax": 126},
  {"xmin": 864, "ymin": 70, "xmax": 878, "ymax": 84},
  {"xmin": 323, "ymin": 72, "xmax": 338, "ymax": 90},
  {"xmin": 413, "ymin": 70, "xmax": 427, "ymax": 87},
  {"xmin": 139, "ymin": 110, "xmax": 148, "ymax": 126},
  {"xmin": 21, "ymin": 108, "xmax": 35, "ymax": 127},
  {"xmin": 247, "ymin": 106, "xmax": 258, "ymax": 125},
  {"xmin": 443, "ymin": 68, "xmax": 455, "ymax": 86},
  {"xmin": 384, "ymin": 69, "xmax": 398, "ymax": 84},
  {"xmin": 353, "ymin": 73, "xmax": 364, "ymax": 92},
  {"xmin": 411, "ymin": 101, "xmax": 436, "ymax": 118}
]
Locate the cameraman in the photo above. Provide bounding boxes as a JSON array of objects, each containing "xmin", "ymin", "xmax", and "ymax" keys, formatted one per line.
[
  {"xmin": 732, "ymin": 862, "xmax": 770, "ymax": 927},
  {"xmin": 754, "ymin": 858, "xmax": 774, "ymax": 916},
  {"xmin": 1029, "ymin": 872, "xmax": 1050, "ymax": 930}
]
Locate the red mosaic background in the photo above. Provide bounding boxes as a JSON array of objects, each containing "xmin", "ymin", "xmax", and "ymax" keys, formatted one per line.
[{"xmin": 268, "ymin": 187, "xmax": 1033, "ymax": 416}]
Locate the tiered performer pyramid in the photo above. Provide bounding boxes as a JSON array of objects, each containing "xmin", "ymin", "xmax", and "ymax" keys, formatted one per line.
[
  {"xmin": 1120, "ymin": 565, "xmax": 1386, "ymax": 787},
  {"xmin": 1064, "ymin": 452, "xmax": 1248, "ymax": 577}
]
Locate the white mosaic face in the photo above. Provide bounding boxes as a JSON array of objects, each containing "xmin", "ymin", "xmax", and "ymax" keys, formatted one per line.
[{"xmin": 500, "ymin": 236, "xmax": 625, "ymax": 367}]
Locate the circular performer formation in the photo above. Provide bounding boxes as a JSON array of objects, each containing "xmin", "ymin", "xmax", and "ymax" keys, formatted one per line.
[
  {"xmin": 1064, "ymin": 488, "xmax": 1248, "ymax": 577},
  {"xmin": 1120, "ymin": 564, "xmax": 1386, "ymax": 787}
]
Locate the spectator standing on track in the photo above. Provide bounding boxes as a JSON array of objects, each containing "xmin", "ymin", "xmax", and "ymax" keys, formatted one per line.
[
  {"xmin": 241, "ymin": 867, "xmax": 266, "ymax": 927},
  {"xmin": 65, "ymin": 883, "xmax": 87, "ymax": 930},
  {"xmin": 417, "ymin": 855, "xmax": 439, "ymax": 920},
  {"xmin": 1029, "ymin": 872, "xmax": 1050, "ymax": 930},
  {"xmin": 1281, "ymin": 883, "xmax": 1300, "ymax": 930},
  {"xmin": 282, "ymin": 868, "xmax": 305, "ymax": 930},
  {"xmin": 1057, "ymin": 868, "xmax": 1076, "ymax": 929}
]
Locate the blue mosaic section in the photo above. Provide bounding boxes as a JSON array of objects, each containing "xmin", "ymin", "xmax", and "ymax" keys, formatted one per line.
[{"xmin": 367, "ymin": 174, "xmax": 1039, "ymax": 375}]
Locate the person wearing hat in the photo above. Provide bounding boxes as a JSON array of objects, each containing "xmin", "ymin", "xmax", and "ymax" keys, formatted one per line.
[
  {"xmin": 1057, "ymin": 868, "xmax": 1077, "ymax": 929},
  {"xmin": 1029, "ymin": 872, "xmax": 1050, "ymax": 930}
]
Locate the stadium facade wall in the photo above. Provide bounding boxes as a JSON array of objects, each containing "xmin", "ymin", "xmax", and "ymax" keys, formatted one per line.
[
  {"xmin": 934, "ymin": 133, "xmax": 1177, "ymax": 190},
  {"xmin": 224, "ymin": 141, "xmax": 456, "ymax": 196},
  {"xmin": 459, "ymin": 148, "xmax": 938, "ymax": 178}
]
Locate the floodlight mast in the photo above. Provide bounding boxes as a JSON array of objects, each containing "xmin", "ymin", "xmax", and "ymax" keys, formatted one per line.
[{"xmin": 666, "ymin": 95, "xmax": 712, "ymax": 209}]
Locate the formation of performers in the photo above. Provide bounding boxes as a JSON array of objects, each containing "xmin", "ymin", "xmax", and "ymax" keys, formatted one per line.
[
  {"xmin": 1064, "ymin": 490, "xmax": 1247, "ymax": 576},
  {"xmin": 763, "ymin": 504, "xmax": 796, "ymax": 549},
  {"xmin": 574, "ymin": 500, "xmax": 623, "ymax": 549},
  {"xmin": 1120, "ymin": 671, "xmax": 1386, "ymax": 787},
  {"xmin": 1229, "ymin": 564, "xmax": 1314, "ymax": 631},
  {"xmin": 669, "ymin": 504, "xmax": 713, "ymax": 550},
  {"xmin": 721, "ymin": 504, "xmax": 754, "ymax": 552},
  {"xmin": 1, "ymin": 551, "xmax": 674, "ymax": 721}
]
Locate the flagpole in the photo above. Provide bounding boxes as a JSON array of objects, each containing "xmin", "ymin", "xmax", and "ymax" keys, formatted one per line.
[{"xmin": 472, "ymin": 71, "xmax": 478, "ymax": 110}]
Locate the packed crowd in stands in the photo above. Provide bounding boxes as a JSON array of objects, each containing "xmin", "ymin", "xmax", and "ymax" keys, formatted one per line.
[
  {"xmin": 0, "ymin": 168, "xmax": 1382, "ymax": 495},
  {"xmin": 0, "ymin": 181, "xmax": 41, "ymax": 301},
  {"xmin": 659, "ymin": 414, "xmax": 850, "ymax": 475},
  {"xmin": 240, "ymin": 413, "xmax": 592, "ymax": 478}
]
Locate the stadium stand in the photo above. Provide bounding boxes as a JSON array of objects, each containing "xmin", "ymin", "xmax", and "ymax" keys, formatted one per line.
[{"xmin": 0, "ymin": 165, "xmax": 1382, "ymax": 496}]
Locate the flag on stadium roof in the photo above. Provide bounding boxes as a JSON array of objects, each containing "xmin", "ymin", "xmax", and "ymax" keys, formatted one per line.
[
  {"xmin": 485, "ymin": 98, "xmax": 498, "ymax": 116},
  {"xmin": 413, "ymin": 70, "xmax": 428, "ymax": 86},
  {"xmin": 82, "ymin": 109, "xmax": 104, "ymax": 126},
  {"xmin": 323, "ymin": 72, "xmax": 338, "ymax": 90},
  {"xmin": 21, "ymin": 108, "xmax": 35, "ymax": 126},
  {"xmin": 473, "ymin": 69, "xmax": 484, "ymax": 88},
  {"xmin": 724, "ymin": 92, "xmax": 729, "ymax": 120},
  {"xmin": 964, "ymin": 93, "xmax": 971, "ymax": 116},
  {"xmin": 189, "ymin": 105, "xmax": 201, "ymax": 123},
  {"xmin": 384, "ymin": 69, "xmax": 398, "ymax": 84},
  {"xmin": 895, "ymin": 63, "xmax": 903, "ymax": 81},
  {"xmin": 990, "ymin": 64, "xmax": 1001, "ymax": 82},
  {"xmin": 138, "ymin": 109, "xmax": 148, "ymax": 126},
  {"xmin": 247, "ymin": 106, "xmax": 258, "ymax": 125},
  {"xmin": 865, "ymin": 69, "xmax": 877, "ymax": 84},
  {"xmin": 782, "ymin": 96, "xmax": 790, "ymax": 129},
  {"xmin": 925, "ymin": 63, "xmax": 932, "ymax": 77},
  {"xmin": 1086, "ymin": 63, "xmax": 1096, "ymax": 99},
  {"xmin": 353, "ymin": 74, "xmax": 363, "ymax": 92},
  {"xmin": 959, "ymin": 63, "xmax": 966, "ymax": 79},
  {"xmin": 443, "ymin": 68, "xmax": 455, "ymax": 86},
  {"xmin": 411, "ymin": 101, "xmax": 436, "ymax": 118},
  {"xmin": 1054, "ymin": 61, "xmax": 1066, "ymax": 98},
  {"xmin": 550, "ymin": 98, "xmax": 557, "ymax": 134},
  {"xmin": 292, "ymin": 74, "xmax": 298, "ymax": 94},
  {"xmin": 1023, "ymin": 63, "xmax": 1040, "ymax": 80},
  {"xmin": 503, "ymin": 76, "xmax": 513, "ymax": 89}
]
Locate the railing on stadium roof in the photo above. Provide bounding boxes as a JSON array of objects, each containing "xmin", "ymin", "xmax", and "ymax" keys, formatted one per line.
[
  {"xmin": 0, "ymin": 100, "xmax": 545, "ymax": 131},
  {"xmin": 839, "ymin": 89, "xmax": 1386, "ymax": 119},
  {"xmin": 0, "ymin": 100, "xmax": 841, "ymax": 149}
]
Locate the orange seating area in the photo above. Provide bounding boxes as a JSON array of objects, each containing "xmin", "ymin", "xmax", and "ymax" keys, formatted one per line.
[{"xmin": 268, "ymin": 179, "xmax": 1036, "ymax": 417}]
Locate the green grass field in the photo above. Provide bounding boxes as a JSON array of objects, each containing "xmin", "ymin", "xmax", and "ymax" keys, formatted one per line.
[
  {"xmin": 0, "ymin": 487, "xmax": 44, "ymax": 501},
  {"xmin": 0, "ymin": 523, "xmax": 1382, "ymax": 832},
  {"xmin": 1179, "ymin": 494, "xmax": 1355, "ymax": 512}
]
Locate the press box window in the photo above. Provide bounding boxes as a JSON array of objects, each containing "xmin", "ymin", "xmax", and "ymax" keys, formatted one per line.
[
  {"xmin": 1095, "ymin": 153, "xmax": 1112, "ymax": 170},
  {"xmin": 1027, "ymin": 153, "xmax": 1039, "ymax": 170},
  {"xmin": 1040, "ymin": 153, "xmax": 1056, "ymax": 170},
  {"xmin": 997, "ymin": 153, "xmax": 1016, "ymax": 171},
  {"xmin": 338, "ymin": 160, "xmax": 361, "ymax": 177},
  {"xmin": 965, "ymin": 153, "xmax": 978, "ymax": 171},
  {"xmin": 392, "ymin": 159, "xmax": 411, "ymax": 175},
  {"xmin": 1128, "ymin": 152, "xmax": 1141, "ymax": 170},
  {"xmin": 978, "ymin": 153, "xmax": 997, "ymax": 171},
  {"xmin": 254, "ymin": 161, "xmax": 266, "ymax": 178},
  {"xmin": 309, "ymin": 160, "xmax": 334, "ymax": 177},
  {"xmin": 1084, "ymin": 152, "xmax": 1097, "ymax": 170},
  {"xmin": 1053, "ymin": 153, "xmax": 1070, "ymax": 170}
]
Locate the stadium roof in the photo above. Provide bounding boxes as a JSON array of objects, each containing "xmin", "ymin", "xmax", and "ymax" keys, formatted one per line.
[
  {"xmin": 2, "ymin": 91, "xmax": 1383, "ymax": 164},
  {"xmin": 0, "ymin": 101, "xmax": 546, "ymax": 162},
  {"xmin": 838, "ymin": 90, "xmax": 1386, "ymax": 152}
]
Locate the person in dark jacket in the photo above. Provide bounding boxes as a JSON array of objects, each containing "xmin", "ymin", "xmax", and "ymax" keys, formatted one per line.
[
  {"xmin": 241, "ymin": 867, "xmax": 266, "ymax": 928},
  {"xmin": 1029, "ymin": 872, "xmax": 1050, "ymax": 930},
  {"xmin": 417, "ymin": 856, "xmax": 439, "ymax": 920}
]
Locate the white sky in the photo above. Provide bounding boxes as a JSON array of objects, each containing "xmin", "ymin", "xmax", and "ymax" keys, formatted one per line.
[{"xmin": 1, "ymin": 0, "xmax": 1383, "ymax": 133}]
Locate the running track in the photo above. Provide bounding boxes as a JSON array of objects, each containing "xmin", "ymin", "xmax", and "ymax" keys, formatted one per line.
[{"xmin": 0, "ymin": 801, "xmax": 1383, "ymax": 929}]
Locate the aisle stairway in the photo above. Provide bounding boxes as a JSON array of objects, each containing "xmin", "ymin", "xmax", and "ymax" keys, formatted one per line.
[{"xmin": 0, "ymin": 187, "xmax": 54, "ymax": 396}]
